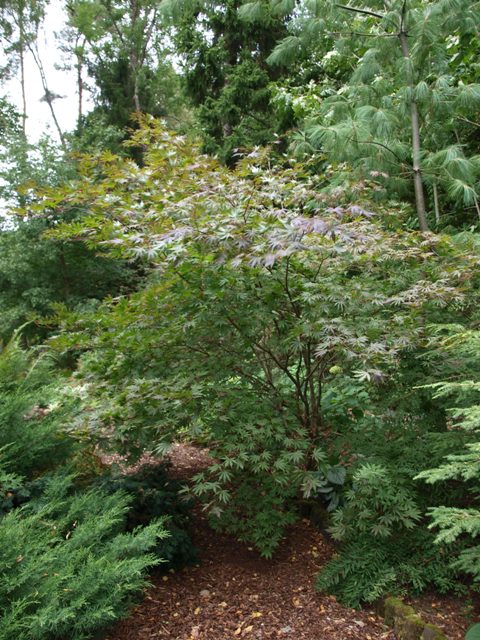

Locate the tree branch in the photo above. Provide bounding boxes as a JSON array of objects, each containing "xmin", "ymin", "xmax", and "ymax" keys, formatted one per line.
[
  {"xmin": 352, "ymin": 138, "xmax": 406, "ymax": 164},
  {"xmin": 336, "ymin": 4, "xmax": 384, "ymax": 19},
  {"xmin": 456, "ymin": 115, "xmax": 480, "ymax": 128},
  {"xmin": 225, "ymin": 314, "xmax": 309, "ymax": 410},
  {"xmin": 329, "ymin": 30, "xmax": 398, "ymax": 37},
  {"xmin": 102, "ymin": 0, "xmax": 127, "ymax": 46},
  {"xmin": 140, "ymin": 7, "xmax": 158, "ymax": 65},
  {"xmin": 284, "ymin": 257, "xmax": 302, "ymax": 319}
]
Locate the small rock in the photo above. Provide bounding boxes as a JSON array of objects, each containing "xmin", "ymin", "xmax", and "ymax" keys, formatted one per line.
[
  {"xmin": 200, "ymin": 589, "xmax": 211, "ymax": 598},
  {"xmin": 354, "ymin": 620, "xmax": 366, "ymax": 628},
  {"xmin": 280, "ymin": 626, "xmax": 293, "ymax": 634}
]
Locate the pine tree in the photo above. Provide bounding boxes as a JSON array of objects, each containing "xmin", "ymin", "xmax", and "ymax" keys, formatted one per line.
[{"xmin": 264, "ymin": 0, "xmax": 480, "ymax": 229}]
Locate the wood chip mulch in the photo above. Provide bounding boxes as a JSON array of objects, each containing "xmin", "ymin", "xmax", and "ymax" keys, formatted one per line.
[
  {"xmin": 405, "ymin": 593, "xmax": 474, "ymax": 640},
  {"xmin": 105, "ymin": 513, "xmax": 395, "ymax": 640},
  {"xmin": 103, "ymin": 444, "xmax": 472, "ymax": 640}
]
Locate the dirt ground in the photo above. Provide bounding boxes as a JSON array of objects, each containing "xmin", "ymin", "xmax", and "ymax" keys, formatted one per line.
[{"xmin": 103, "ymin": 444, "xmax": 472, "ymax": 640}]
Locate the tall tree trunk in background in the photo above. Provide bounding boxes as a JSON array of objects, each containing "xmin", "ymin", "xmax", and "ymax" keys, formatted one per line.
[
  {"xmin": 75, "ymin": 35, "xmax": 86, "ymax": 124},
  {"xmin": 29, "ymin": 40, "xmax": 66, "ymax": 149},
  {"xmin": 18, "ymin": 5, "xmax": 27, "ymax": 137},
  {"xmin": 130, "ymin": 51, "xmax": 141, "ymax": 113},
  {"xmin": 433, "ymin": 183, "xmax": 441, "ymax": 224},
  {"xmin": 59, "ymin": 247, "xmax": 71, "ymax": 300},
  {"xmin": 398, "ymin": 3, "xmax": 429, "ymax": 232}
]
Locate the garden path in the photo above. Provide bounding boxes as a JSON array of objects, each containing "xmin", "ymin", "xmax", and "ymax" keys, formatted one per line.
[{"xmin": 104, "ymin": 445, "xmax": 468, "ymax": 640}]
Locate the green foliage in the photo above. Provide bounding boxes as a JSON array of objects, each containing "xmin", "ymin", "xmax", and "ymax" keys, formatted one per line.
[
  {"xmin": 0, "ymin": 114, "xmax": 142, "ymax": 344},
  {"xmin": 67, "ymin": 0, "xmax": 186, "ymax": 133},
  {"xmin": 194, "ymin": 462, "xmax": 299, "ymax": 558},
  {"xmin": 36, "ymin": 122, "xmax": 480, "ymax": 558},
  {"xmin": 266, "ymin": 0, "xmax": 480, "ymax": 227},
  {"xmin": 0, "ymin": 336, "xmax": 75, "ymax": 477},
  {"xmin": 312, "ymin": 319, "xmax": 480, "ymax": 606},
  {"xmin": 0, "ymin": 465, "xmax": 25, "ymax": 515},
  {"xmin": 317, "ymin": 531, "xmax": 457, "ymax": 608},
  {"xmin": 69, "ymin": 111, "xmax": 126, "ymax": 155},
  {"xmin": 416, "ymin": 328, "xmax": 480, "ymax": 585},
  {"xmin": 0, "ymin": 125, "xmax": 65, "ymax": 210},
  {"xmin": 0, "ymin": 0, "xmax": 47, "ymax": 81},
  {"xmin": 85, "ymin": 53, "xmax": 183, "ymax": 132},
  {"xmin": 0, "ymin": 214, "xmax": 141, "ymax": 343},
  {"xmin": 312, "ymin": 464, "xmax": 347, "ymax": 512},
  {"xmin": 168, "ymin": 0, "xmax": 288, "ymax": 163},
  {"xmin": 96, "ymin": 464, "xmax": 197, "ymax": 568},
  {"xmin": 0, "ymin": 331, "xmax": 193, "ymax": 639},
  {"xmin": 317, "ymin": 464, "xmax": 458, "ymax": 607},
  {"xmin": 0, "ymin": 472, "xmax": 166, "ymax": 640},
  {"xmin": 466, "ymin": 624, "xmax": 480, "ymax": 640},
  {"xmin": 329, "ymin": 464, "xmax": 421, "ymax": 541}
]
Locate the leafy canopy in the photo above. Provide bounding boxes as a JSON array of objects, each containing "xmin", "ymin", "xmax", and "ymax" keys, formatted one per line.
[{"xmin": 39, "ymin": 120, "xmax": 480, "ymax": 555}]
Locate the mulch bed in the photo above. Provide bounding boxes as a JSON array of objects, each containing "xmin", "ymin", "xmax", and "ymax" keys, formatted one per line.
[
  {"xmin": 405, "ymin": 593, "xmax": 474, "ymax": 640},
  {"xmin": 103, "ymin": 444, "xmax": 472, "ymax": 640},
  {"xmin": 105, "ymin": 514, "xmax": 394, "ymax": 640}
]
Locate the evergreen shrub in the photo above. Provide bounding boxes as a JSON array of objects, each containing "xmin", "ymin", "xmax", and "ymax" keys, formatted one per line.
[
  {"xmin": 0, "ymin": 338, "xmax": 192, "ymax": 639},
  {"xmin": 416, "ymin": 328, "xmax": 480, "ymax": 588},
  {"xmin": 0, "ymin": 338, "xmax": 74, "ymax": 478},
  {"xmin": 96, "ymin": 463, "xmax": 197, "ymax": 568},
  {"xmin": 0, "ymin": 473, "xmax": 166, "ymax": 640}
]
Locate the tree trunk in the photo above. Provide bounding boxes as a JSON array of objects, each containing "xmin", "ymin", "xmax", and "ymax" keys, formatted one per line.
[
  {"xmin": 19, "ymin": 9, "xmax": 27, "ymax": 137},
  {"xmin": 433, "ymin": 183, "xmax": 441, "ymax": 224},
  {"xmin": 59, "ymin": 247, "xmax": 71, "ymax": 300},
  {"xmin": 29, "ymin": 45, "xmax": 67, "ymax": 150},
  {"xmin": 131, "ymin": 61, "xmax": 141, "ymax": 113},
  {"xmin": 398, "ymin": 29, "xmax": 429, "ymax": 232},
  {"xmin": 29, "ymin": 41, "xmax": 67, "ymax": 150},
  {"xmin": 76, "ymin": 36, "xmax": 86, "ymax": 125},
  {"xmin": 129, "ymin": 0, "xmax": 142, "ymax": 114}
]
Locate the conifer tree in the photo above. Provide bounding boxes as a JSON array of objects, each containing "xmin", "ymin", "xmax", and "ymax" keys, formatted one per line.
[
  {"xmin": 166, "ymin": 0, "xmax": 288, "ymax": 163},
  {"xmin": 66, "ymin": 0, "xmax": 182, "ymax": 132},
  {"xmin": 416, "ymin": 327, "xmax": 480, "ymax": 583},
  {"xmin": 262, "ymin": 0, "xmax": 480, "ymax": 229}
]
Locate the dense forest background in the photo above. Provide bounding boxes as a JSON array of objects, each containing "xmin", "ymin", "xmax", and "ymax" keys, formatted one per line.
[{"xmin": 1, "ymin": 1, "xmax": 480, "ymax": 638}]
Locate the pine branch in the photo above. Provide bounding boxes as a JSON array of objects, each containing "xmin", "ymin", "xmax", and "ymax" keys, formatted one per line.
[
  {"xmin": 336, "ymin": 4, "xmax": 385, "ymax": 19},
  {"xmin": 456, "ymin": 115, "xmax": 480, "ymax": 128},
  {"xmin": 330, "ymin": 29, "xmax": 398, "ymax": 37},
  {"xmin": 356, "ymin": 139, "xmax": 406, "ymax": 164}
]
